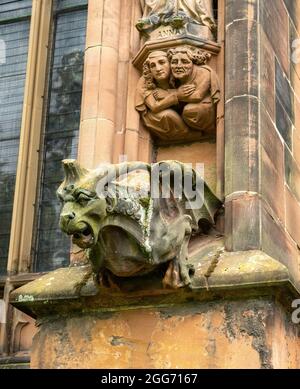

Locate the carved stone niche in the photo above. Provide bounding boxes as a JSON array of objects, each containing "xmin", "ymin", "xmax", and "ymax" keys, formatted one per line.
[
  {"xmin": 135, "ymin": 46, "xmax": 220, "ymax": 144},
  {"xmin": 134, "ymin": 1, "xmax": 221, "ymax": 145}
]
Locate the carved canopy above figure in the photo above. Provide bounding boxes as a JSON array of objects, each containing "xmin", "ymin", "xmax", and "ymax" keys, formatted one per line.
[
  {"xmin": 135, "ymin": 46, "xmax": 220, "ymax": 143},
  {"xmin": 137, "ymin": 0, "xmax": 216, "ymax": 34}
]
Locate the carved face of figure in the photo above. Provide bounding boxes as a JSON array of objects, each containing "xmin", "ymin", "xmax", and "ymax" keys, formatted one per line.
[
  {"xmin": 58, "ymin": 189, "xmax": 107, "ymax": 249},
  {"xmin": 170, "ymin": 52, "xmax": 194, "ymax": 81},
  {"xmin": 148, "ymin": 54, "xmax": 171, "ymax": 82},
  {"xmin": 57, "ymin": 164, "xmax": 107, "ymax": 249}
]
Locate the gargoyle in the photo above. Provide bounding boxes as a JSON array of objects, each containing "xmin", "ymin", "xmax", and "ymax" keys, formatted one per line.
[{"xmin": 57, "ymin": 159, "xmax": 222, "ymax": 288}]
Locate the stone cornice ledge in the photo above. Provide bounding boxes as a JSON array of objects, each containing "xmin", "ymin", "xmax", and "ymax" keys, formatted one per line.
[
  {"xmin": 132, "ymin": 35, "xmax": 221, "ymax": 70},
  {"xmin": 10, "ymin": 250, "xmax": 299, "ymax": 319}
]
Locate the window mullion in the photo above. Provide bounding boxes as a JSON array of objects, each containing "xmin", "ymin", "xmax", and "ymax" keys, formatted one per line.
[{"xmin": 7, "ymin": 0, "xmax": 53, "ymax": 275}]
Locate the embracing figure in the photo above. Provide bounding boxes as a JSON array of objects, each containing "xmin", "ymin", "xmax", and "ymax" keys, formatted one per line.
[{"xmin": 135, "ymin": 46, "xmax": 220, "ymax": 142}]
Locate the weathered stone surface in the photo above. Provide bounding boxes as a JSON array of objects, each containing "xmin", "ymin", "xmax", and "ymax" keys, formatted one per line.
[
  {"xmin": 225, "ymin": 19, "xmax": 258, "ymax": 101},
  {"xmin": 225, "ymin": 96, "xmax": 259, "ymax": 196},
  {"xmin": 156, "ymin": 141, "xmax": 217, "ymax": 193},
  {"xmin": 11, "ymin": 266, "xmax": 98, "ymax": 305},
  {"xmin": 276, "ymin": 97, "xmax": 293, "ymax": 149},
  {"xmin": 291, "ymin": 66, "xmax": 300, "ymax": 102},
  {"xmin": 285, "ymin": 187, "xmax": 300, "ymax": 247},
  {"xmin": 261, "ymin": 147, "xmax": 285, "ymax": 224},
  {"xmin": 260, "ymin": 0, "xmax": 289, "ymax": 74},
  {"xmin": 225, "ymin": 0, "xmax": 258, "ymax": 24},
  {"xmin": 225, "ymin": 194, "xmax": 260, "ymax": 252},
  {"xmin": 262, "ymin": 205, "xmax": 300, "ymax": 287},
  {"xmin": 260, "ymin": 28, "xmax": 275, "ymax": 119},
  {"xmin": 136, "ymin": 0, "xmax": 216, "ymax": 37},
  {"xmin": 260, "ymin": 109, "xmax": 285, "ymax": 222},
  {"xmin": 293, "ymin": 129, "xmax": 300, "ymax": 167},
  {"xmin": 285, "ymin": 145, "xmax": 300, "ymax": 202},
  {"xmin": 192, "ymin": 250, "xmax": 289, "ymax": 289},
  {"xmin": 283, "ymin": 0, "xmax": 300, "ymax": 31},
  {"xmin": 10, "ymin": 247, "xmax": 294, "ymax": 319},
  {"xmin": 275, "ymin": 58, "xmax": 294, "ymax": 121},
  {"xmin": 294, "ymin": 94, "xmax": 300, "ymax": 137},
  {"xmin": 289, "ymin": 15, "xmax": 300, "ymax": 90},
  {"xmin": 28, "ymin": 298, "xmax": 300, "ymax": 369}
]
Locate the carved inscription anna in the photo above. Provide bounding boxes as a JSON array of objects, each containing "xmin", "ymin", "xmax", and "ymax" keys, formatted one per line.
[{"xmin": 135, "ymin": 46, "xmax": 220, "ymax": 142}]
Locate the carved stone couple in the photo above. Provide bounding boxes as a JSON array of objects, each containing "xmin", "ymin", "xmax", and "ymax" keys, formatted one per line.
[{"xmin": 135, "ymin": 47, "xmax": 220, "ymax": 141}]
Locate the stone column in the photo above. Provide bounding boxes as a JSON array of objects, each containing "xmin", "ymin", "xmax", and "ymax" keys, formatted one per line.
[
  {"xmin": 78, "ymin": 0, "xmax": 121, "ymax": 167},
  {"xmin": 225, "ymin": 0, "xmax": 300, "ymax": 287},
  {"xmin": 78, "ymin": 0, "xmax": 150, "ymax": 167}
]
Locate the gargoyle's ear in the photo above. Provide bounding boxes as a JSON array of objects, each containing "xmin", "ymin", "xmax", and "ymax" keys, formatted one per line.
[
  {"xmin": 57, "ymin": 160, "xmax": 90, "ymax": 199},
  {"xmin": 62, "ymin": 159, "xmax": 89, "ymax": 185}
]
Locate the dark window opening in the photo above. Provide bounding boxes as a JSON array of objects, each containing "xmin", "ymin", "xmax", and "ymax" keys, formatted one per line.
[
  {"xmin": 0, "ymin": 1, "xmax": 31, "ymax": 275},
  {"xmin": 33, "ymin": 3, "xmax": 87, "ymax": 272}
]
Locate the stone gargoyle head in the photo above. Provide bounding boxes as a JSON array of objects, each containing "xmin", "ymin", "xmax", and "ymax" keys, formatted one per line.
[
  {"xmin": 57, "ymin": 159, "xmax": 222, "ymax": 289},
  {"xmin": 57, "ymin": 160, "xmax": 107, "ymax": 250}
]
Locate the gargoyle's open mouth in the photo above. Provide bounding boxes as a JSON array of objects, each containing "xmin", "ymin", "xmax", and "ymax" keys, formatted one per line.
[{"xmin": 71, "ymin": 224, "xmax": 95, "ymax": 248}]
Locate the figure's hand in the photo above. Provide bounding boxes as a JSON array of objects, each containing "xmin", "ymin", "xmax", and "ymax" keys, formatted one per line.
[
  {"xmin": 177, "ymin": 84, "xmax": 196, "ymax": 100},
  {"xmin": 153, "ymin": 88, "xmax": 169, "ymax": 101}
]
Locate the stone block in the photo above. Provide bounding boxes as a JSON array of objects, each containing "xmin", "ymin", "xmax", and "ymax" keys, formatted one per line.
[
  {"xmin": 283, "ymin": 0, "xmax": 300, "ymax": 31},
  {"xmin": 156, "ymin": 142, "xmax": 217, "ymax": 194},
  {"xmin": 94, "ymin": 118, "xmax": 115, "ymax": 164},
  {"xmin": 293, "ymin": 129, "xmax": 300, "ymax": 167},
  {"xmin": 262, "ymin": 204, "xmax": 300, "ymax": 285},
  {"xmin": 85, "ymin": 0, "xmax": 104, "ymax": 49},
  {"xmin": 276, "ymin": 97, "xmax": 293, "ymax": 149},
  {"xmin": 78, "ymin": 118, "xmax": 97, "ymax": 168},
  {"xmin": 276, "ymin": 58, "xmax": 294, "ymax": 121},
  {"xmin": 260, "ymin": 109, "xmax": 285, "ymax": 222},
  {"xmin": 294, "ymin": 95, "xmax": 300, "ymax": 136},
  {"xmin": 260, "ymin": 0, "xmax": 289, "ymax": 75},
  {"xmin": 225, "ymin": 0, "xmax": 258, "ymax": 24},
  {"xmin": 81, "ymin": 46, "xmax": 101, "ymax": 121},
  {"xmin": 102, "ymin": 0, "xmax": 121, "ymax": 50},
  {"xmin": 26, "ymin": 299, "xmax": 300, "ymax": 369},
  {"xmin": 97, "ymin": 46, "xmax": 119, "ymax": 123},
  {"xmin": 138, "ymin": 136, "xmax": 152, "ymax": 163},
  {"xmin": 289, "ymin": 16, "xmax": 300, "ymax": 86},
  {"xmin": 225, "ymin": 19, "xmax": 258, "ymax": 101},
  {"xmin": 261, "ymin": 147, "xmax": 285, "ymax": 223},
  {"xmin": 225, "ymin": 193, "xmax": 260, "ymax": 252},
  {"xmin": 285, "ymin": 145, "xmax": 300, "ymax": 202},
  {"xmin": 286, "ymin": 187, "xmax": 300, "ymax": 247},
  {"xmin": 260, "ymin": 28, "xmax": 275, "ymax": 119},
  {"xmin": 291, "ymin": 66, "xmax": 300, "ymax": 102},
  {"xmin": 225, "ymin": 96, "xmax": 259, "ymax": 196},
  {"xmin": 124, "ymin": 128, "xmax": 139, "ymax": 161}
]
